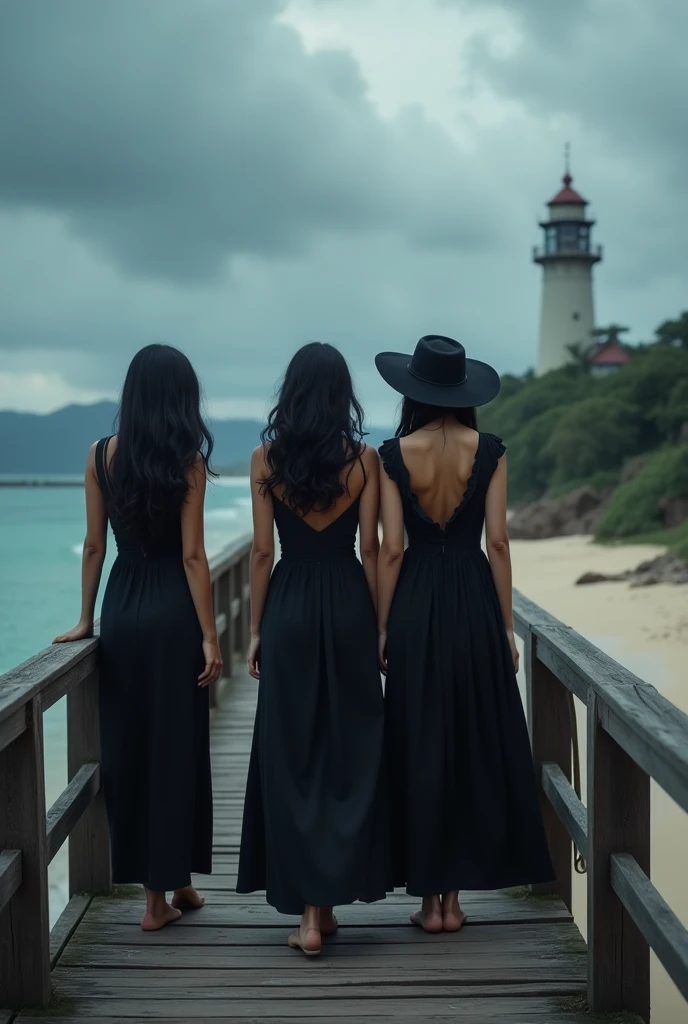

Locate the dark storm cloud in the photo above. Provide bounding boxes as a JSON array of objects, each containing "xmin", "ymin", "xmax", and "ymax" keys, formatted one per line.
[
  {"xmin": 464, "ymin": 0, "xmax": 687, "ymax": 186},
  {"xmin": 0, "ymin": 0, "xmax": 497, "ymax": 284}
]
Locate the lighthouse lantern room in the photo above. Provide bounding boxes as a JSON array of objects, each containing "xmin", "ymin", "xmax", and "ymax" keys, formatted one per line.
[{"xmin": 533, "ymin": 154, "xmax": 602, "ymax": 375}]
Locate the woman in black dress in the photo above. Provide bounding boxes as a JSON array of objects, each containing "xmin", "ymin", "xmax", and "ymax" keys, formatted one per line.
[
  {"xmin": 54, "ymin": 344, "xmax": 220, "ymax": 931},
  {"xmin": 237, "ymin": 342, "xmax": 388, "ymax": 956},
  {"xmin": 375, "ymin": 335, "xmax": 554, "ymax": 933}
]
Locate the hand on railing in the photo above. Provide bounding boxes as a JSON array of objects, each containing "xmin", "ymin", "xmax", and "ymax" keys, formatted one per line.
[
  {"xmin": 506, "ymin": 629, "xmax": 519, "ymax": 674},
  {"xmin": 198, "ymin": 639, "xmax": 222, "ymax": 687},
  {"xmin": 247, "ymin": 633, "xmax": 261, "ymax": 680},
  {"xmin": 53, "ymin": 620, "xmax": 94, "ymax": 644}
]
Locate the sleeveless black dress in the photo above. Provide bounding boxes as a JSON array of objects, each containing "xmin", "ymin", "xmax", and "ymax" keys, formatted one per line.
[
  {"xmin": 237, "ymin": 496, "xmax": 388, "ymax": 914},
  {"xmin": 95, "ymin": 438, "xmax": 212, "ymax": 892},
  {"xmin": 379, "ymin": 433, "xmax": 554, "ymax": 895}
]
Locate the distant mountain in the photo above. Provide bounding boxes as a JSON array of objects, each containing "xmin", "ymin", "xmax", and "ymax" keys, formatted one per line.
[{"xmin": 0, "ymin": 403, "xmax": 391, "ymax": 474}]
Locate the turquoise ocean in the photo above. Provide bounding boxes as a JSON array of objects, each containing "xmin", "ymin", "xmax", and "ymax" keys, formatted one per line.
[{"xmin": 0, "ymin": 478, "xmax": 252, "ymax": 923}]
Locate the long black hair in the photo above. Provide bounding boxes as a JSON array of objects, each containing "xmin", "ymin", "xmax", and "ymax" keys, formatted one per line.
[
  {"xmin": 261, "ymin": 342, "xmax": 365, "ymax": 515},
  {"xmin": 396, "ymin": 398, "xmax": 477, "ymax": 437},
  {"xmin": 110, "ymin": 344, "xmax": 214, "ymax": 536}
]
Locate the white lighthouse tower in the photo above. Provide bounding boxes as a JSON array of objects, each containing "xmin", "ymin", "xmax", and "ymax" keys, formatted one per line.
[{"xmin": 533, "ymin": 157, "xmax": 602, "ymax": 375}]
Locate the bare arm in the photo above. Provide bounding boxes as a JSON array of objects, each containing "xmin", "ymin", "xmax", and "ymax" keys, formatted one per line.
[
  {"xmin": 376, "ymin": 458, "xmax": 405, "ymax": 669},
  {"xmin": 54, "ymin": 443, "xmax": 107, "ymax": 642},
  {"xmin": 181, "ymin": 455, "xmax": 222, "ymax": 686},
  {"xmin": 357, "ymin": 445, "xmax": 380, "ymax": 609},
  {"xmin": 247, "ymin": 446, "xmax": 275, "ymax": 678},
  {"xmin": 484, "ymin": 453, "xmax": 519, "ymax": 671}
]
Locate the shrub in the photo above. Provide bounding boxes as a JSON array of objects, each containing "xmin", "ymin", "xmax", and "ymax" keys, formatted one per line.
[{"xmin": 595, "ymin": 445, "xmax": 688, "ymax": 539}]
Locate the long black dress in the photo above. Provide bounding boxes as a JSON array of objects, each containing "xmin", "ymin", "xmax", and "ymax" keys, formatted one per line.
[
  {"xmin": 380, "ymin": 433, "xmax": 554, "ymax": 896},
  {"xmin": 95, "ymin": 437, "xmax": 212, "ymax": 891},
  {"xmin": 236, "ymin": 496, "xmax": 388, "ymax": 914}
]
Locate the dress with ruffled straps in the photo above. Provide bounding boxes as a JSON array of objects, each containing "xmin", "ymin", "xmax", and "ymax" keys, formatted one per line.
[{"xmin": 379, "ymin": 432, "xmax": 554, "ymax": 895}]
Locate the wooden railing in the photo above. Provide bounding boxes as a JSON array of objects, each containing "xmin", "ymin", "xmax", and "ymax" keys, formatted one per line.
[
  {"xmin": 514, "ymin": 589, "xmax": 688, "ymax": 1024},
  {"xmin": 0, "ymin": 535, "xmax": 252, "ymax": 1010}
]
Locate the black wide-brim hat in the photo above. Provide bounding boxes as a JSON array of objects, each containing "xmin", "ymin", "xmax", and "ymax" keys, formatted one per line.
[{"xmin": 375, "ymin": 335, "xmax": 501, "ymax": 408}]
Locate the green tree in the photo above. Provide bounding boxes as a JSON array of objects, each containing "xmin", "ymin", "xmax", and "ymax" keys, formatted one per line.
[
  {"xmin": 591, "ymin": 324, "xmax": 630, "ymax": 344},
  {"xmin": 655, "ymin": 311, "xmax": 688, "ymax": 349},
  {"xmin": 595, "ymin": 445, "xmax": 688, "ymax": 539},
  {"xmin": 544, "ymin": 397, "xmax": 638, "ymax": 488},
  {"xmin": 651, "ymin": 377, "xmax": 688, "ymax": 441}
]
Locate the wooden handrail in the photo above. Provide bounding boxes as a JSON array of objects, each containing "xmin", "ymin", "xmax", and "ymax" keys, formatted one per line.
[
  {"xmin": 0, "ymin": 535, "xmax": 253, "ymax": 1009},
  {"xmin": 514, "ymin": 588, "xmax": 688, "ymax": 1022}
]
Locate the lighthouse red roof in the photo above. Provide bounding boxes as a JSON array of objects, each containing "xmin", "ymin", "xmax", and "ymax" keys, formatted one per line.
[
  {"xmin": 588, "ymin": 340, "xmax": 631, "ymax": 367},
  {"xmin": 549, "ymin": 173, "xmax": 587, "ymax": 206}
]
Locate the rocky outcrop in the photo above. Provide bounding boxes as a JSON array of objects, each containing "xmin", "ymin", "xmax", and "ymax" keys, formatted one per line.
[
  {"xmin": 576, "ymin": 552, "xmax": 688, "ymax": 587},
  {"xmin": 508, "ymin": 487, "xmax": 608, "ymax": 540}
]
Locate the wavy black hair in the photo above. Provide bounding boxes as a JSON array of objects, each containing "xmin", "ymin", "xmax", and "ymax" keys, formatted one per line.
[
  {"xmin": 397, "ymin": 398, "xmax": 477, "ymax": 437},
  {"xmin": 109, "ymin": 344, "xmax": 214, "ymax": 537},
  {"xmin": 260, "ymin": 342, "xmax": 365, "ymax": 515}
]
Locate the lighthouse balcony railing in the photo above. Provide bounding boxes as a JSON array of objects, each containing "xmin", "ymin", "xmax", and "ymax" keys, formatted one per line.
[{"xmin": 533, "ymin": 243, "xmax": 603, "ymax": 261}]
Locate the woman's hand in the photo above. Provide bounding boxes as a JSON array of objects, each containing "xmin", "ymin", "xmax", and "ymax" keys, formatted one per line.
[
  {"xmin": 198, "ymin": 639, "xmax": 222, "ymax": 687},
  {"xmin": 378, "ymin": 631, "xmax": 388, "ymax": 674},
  {"xmin": 247, "ymin": 633, "xmax": 261, "ymax": 680},
  {"xmin": 506, "ymin": 629, "xmax": 520, "ymax": 674},
  {"xmin": 53, "ymin": 621, "xmax": 93, "ymax": 644}
]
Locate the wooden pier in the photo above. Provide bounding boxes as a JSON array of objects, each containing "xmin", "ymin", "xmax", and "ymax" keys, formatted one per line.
[{"xmin": 1, "ymin": 536, "xmax": 687, "ymax": 1022}]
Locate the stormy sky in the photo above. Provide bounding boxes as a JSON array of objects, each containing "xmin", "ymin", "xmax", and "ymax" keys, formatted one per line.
[{"xmin": 1, "ymin": 0, "xmax": 685, "ymax": 424}]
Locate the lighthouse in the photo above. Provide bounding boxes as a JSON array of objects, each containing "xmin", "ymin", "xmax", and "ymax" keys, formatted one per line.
[{"xmin": 533, "ymin": 160, "xmax": 603, "ymax": 375}]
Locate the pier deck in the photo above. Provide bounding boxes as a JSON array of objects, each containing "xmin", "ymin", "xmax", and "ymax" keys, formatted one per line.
[{"xmin": 14, "ymin": 666, "xmax": 600, "ymax": 1023}]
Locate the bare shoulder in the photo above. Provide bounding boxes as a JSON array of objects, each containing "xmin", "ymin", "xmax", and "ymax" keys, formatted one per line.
[
  {"xmin": 358, "ymin": 442, "xmax": 379, "ymax": 471},
  {"xmin": 251, "ymin": 443, "xmax": 269, "ymax": 467}
]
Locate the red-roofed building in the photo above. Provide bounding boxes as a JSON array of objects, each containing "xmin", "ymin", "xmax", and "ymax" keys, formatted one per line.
[
  {"xmin": 533, "ymin": 161, "xmax": 603, "ymax": 375},
  {"xmin": 588, "ymin": 338, "xmax": 631, "ymax": 377}
]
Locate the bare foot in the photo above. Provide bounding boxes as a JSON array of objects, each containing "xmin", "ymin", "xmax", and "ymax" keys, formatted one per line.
[
  {"xmin": 141, "ymin": 903, "xmax": 182, "ymax": 931},
  {"xmin": 443, "ymin": 906, "xmax": 467, "ymax": 932},
  {"xmin": 171, "ymin": 885, "xmax": 205, "ymax": 911},
  {"xmin": 410, "ymin": 909, "xmax": 443, "ymax": 933},
  {"xmin": 320, "ymin": 908, "xmax": 339, "ymax": 937},
  {"xmin": 287, "ymin": 924, "xmax": 322, "ymax": 956}
]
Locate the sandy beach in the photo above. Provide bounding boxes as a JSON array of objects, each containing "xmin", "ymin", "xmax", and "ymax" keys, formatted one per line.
[{"xmin": 511, "ymin": 535, "xmax": 687, "ymax": 1024}]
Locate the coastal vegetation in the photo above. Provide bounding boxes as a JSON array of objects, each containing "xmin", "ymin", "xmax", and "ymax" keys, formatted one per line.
[{"xmin": 480, "ymin": 315, "xmax": 688, "ymax": 556}]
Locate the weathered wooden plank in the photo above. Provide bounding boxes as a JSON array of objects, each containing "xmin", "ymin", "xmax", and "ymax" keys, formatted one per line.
[
  {"xmin": 208, "ymin": 536, "xmax": 252, "ymax": 582},
  {"xmin": 0, "ymin": 695, "xmax": 51, "ymax": 1007},
  {"xmin": 536, "ymin": 621, "xmax": 688, "ymax": 814},
  {"xmin": 0, "ymin": 849, "xmax": 22, "ymax": 913},
  {"xmin": 62, "ymin": 941, "xmax": 587, "ymax": 969},
  {"xmin": 85, "ymin": 894, "xmax": 573, "ymax": 927},
  {"xmin": 50, "ymin": 894, "xmax": 92, "ymax": 967},
  {"xmin": 67, "ymin": 670, "xmax": 111, "ymax": 895},
  {"xmin": 525, "ymin": 635, "xmax": 572, "ymax": 909},
  {"xmin": 46, "ymin": 763, "xmax": 100, "ymax": 864},
  {"xmin": 587, "ymin": 693, "xmax": 650, "ymax": 1022},
  {"xmin": 611, "ymin": 852, "xmax": 688, "ymax": 1002},
  {"xmin": 541, "ymin": 762, "xmax": 588, "ymax": 861},
  {"xmin": 14, "ymin": 993, "xmax": 601, "ymax": 1022},
  {"xmin": 65, "ymin": 920, "xmax": 584, "ymax": 951},
  {"xmin": 0, "ymin": 705, "xmax": 26, "ymax": 754},
  {"xmin": 0, "ymin": 639, "xmax": 98, "ymax": 723}
]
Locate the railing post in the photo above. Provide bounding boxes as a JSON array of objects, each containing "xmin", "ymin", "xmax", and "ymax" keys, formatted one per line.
[
  {"xmin": 218, "ymin": 568, "xmax": 232, "ymax": 680},
  {"xmin": 587, "ymin": 692, "xmax": 650, "ymax": 1022},
  {"xmin": 67, "ymin": 668, "xmax": 111, "ymax": 895},
  {"xmin": 525, "ymin": 632, "xmax": 572, "ymax": 909},
  {"xmin": 227, "ymin": 565, "xmax": 238, "ymax": 671},
  {"xmin": 0, "ymin": 695, "xmax": 51, "ymax": 1007},
  {"xmin": 239, "ymin": 551, "xmax": 250, "ymax": 654}
]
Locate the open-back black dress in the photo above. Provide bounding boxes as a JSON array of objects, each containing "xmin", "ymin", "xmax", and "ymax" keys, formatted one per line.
[
  {"xmin": 95, "ymin": 437, "xmax": 212, "ymax": 892},
  {"xmin": 236, "ymin": 496, "xmax": 388, "ymax": 914},
  {"xmin": 379, "ymin": 432, "xmax": 554, "ymax": 896}
]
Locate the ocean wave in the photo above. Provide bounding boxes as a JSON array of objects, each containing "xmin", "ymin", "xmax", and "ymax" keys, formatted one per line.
[
  {"xmin": 213, "ymin": 477, "xmax": 250, "ymax": 488},
  {"xmin": 71, "ymin": 543, "xmax": 82, "ymax": 557}
]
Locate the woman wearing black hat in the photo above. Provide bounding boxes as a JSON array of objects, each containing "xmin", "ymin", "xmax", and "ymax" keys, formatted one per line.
[{"xmin": 375, "ymin": 335, "xmax": 554, "ymax": 932}]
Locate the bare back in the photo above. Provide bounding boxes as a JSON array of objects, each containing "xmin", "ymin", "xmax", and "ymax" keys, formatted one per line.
[{"xmin": 399, "ymin": 422, "xmax": 480, "ymax": 529}]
